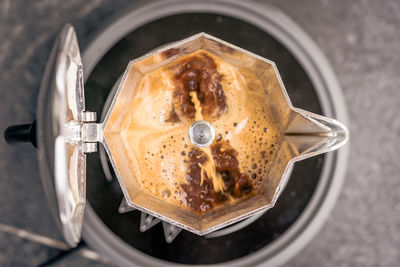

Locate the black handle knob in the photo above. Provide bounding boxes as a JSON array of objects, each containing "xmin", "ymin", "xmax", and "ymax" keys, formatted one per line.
[{"xmin": 4, "ymin": 120, "xmax": 37, "ymax": 148}]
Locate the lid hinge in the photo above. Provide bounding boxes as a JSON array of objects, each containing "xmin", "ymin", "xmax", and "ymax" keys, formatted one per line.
[
  {"xmin": 82, "ymin": 123, "xmax": 103, "ymax": 143},
  {"xmin": 64, "ymin": 111, "xmax": 103, "ymax": 154},
  {"xmin": 81, "ymin": 111, "xmax": 102, "ymax": 154}
]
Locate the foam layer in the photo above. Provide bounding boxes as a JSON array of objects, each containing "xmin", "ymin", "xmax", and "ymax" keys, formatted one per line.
[{"xmin": 118, "ymin": 50, "xmax": 280, "ymax": 212}]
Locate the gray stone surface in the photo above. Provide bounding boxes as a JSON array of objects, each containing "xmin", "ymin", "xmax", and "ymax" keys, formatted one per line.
[
  {"xmin": 0, "ymin": 0, "xmax": 399, "ymax": 266},
  {"xmin": 0, "ymin": 232, "xmax": 60, "ymax": 266}
]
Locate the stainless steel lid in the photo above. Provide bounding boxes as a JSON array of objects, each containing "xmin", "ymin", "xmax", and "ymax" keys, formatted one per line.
[{"xmin": 36, "ymin": 24, "xmax": 97, "ymax": 247}]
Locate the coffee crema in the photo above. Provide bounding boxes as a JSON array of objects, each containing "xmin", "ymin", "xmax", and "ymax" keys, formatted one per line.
[{"xmin": 118, "ymin": 50, "xmax": 280, "ymax": 213}]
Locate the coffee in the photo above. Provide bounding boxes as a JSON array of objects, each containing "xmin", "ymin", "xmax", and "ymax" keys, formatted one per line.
[{"xmin": 116, "ymin": 50, "xmax": 279, "ymax": 213}]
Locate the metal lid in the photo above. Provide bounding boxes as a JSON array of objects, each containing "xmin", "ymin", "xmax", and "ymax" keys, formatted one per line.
[{"xmin": 36, "ymin": 24, "xmax": 96, "ymax": 247}]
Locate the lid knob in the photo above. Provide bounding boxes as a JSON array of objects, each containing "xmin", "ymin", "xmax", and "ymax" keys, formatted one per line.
[{"xmin": 188, "ymin": 120, "xmax": 215, "ymax": 148}]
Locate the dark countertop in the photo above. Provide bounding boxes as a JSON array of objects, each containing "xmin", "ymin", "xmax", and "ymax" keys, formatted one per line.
[{"xmin": 0, "ymin": 0, "xmax": 399, "ymax": 266}]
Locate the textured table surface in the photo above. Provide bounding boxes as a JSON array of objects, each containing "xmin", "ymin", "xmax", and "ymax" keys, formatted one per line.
[{"xmin": 0, "ymin": 0, "xmax": 399, "ymax": 266}]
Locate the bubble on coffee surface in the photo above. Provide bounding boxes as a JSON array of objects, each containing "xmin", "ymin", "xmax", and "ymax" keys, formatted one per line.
[
  {"xmin": 118, "ymin": 49, "xmax": 280, "ymax": 213},
  {"xmin": 162, "ymin": 188, "xmax": 171, "ymax": 199}
]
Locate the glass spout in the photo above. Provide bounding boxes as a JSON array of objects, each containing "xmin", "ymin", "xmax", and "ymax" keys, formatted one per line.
[{"xmin": 284, "ymin": 108, "xmax": 349, "ymax": 159}]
